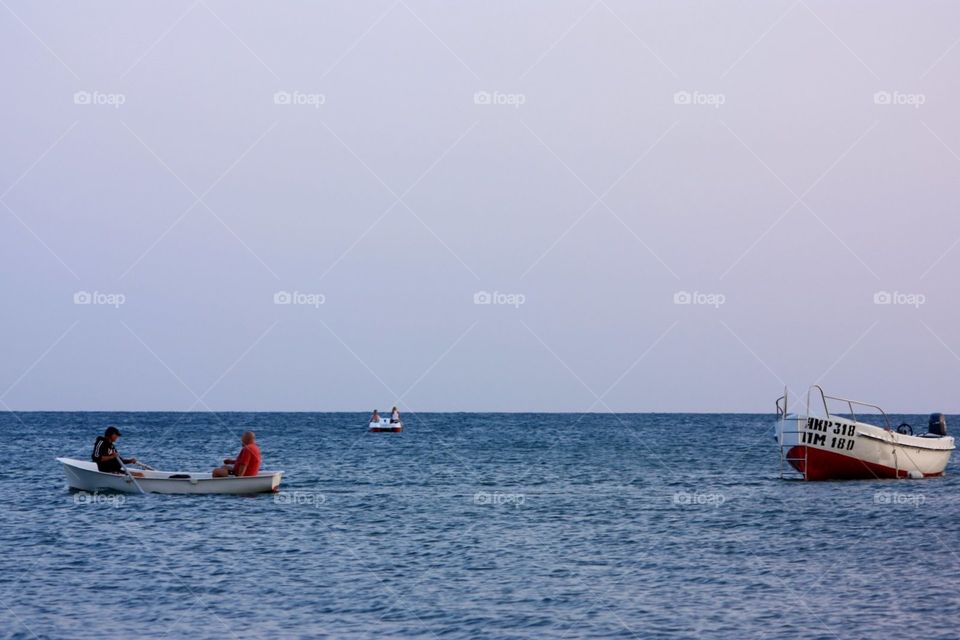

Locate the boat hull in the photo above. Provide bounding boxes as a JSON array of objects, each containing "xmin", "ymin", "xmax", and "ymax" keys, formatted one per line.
[
  {"xmin": 776, "ymin": 415, "xmax": 954, "ymax": 481},
  {"xmin": 369, "ymin": 419, "xmax": 402, "ymax": 433},
  {"xmin": 785, "ymin": 445, "xmax": 946, "ymax": 480},
  {"xmin": 57, "ymin": 458, "xmax": 283, "ymax": 494}
]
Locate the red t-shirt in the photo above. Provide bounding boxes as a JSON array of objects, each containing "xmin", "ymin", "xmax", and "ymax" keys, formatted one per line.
[{"xmin": 234, "ymin": 443, "xmax": 261, "ymax": 476}]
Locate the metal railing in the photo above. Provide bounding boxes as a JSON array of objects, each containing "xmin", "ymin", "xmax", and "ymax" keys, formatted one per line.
[
  {"xmin": 775, "ymin": 387, "xmax": 805, "ymax": 479},
  {"xmin": 805, "ymin": 384, "xmax": 891, "ymax": 430}
]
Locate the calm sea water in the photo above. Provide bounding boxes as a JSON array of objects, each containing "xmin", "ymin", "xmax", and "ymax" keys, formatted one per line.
[{"xmin": 1, "ymin": 412, "xmax": 958, "ymax": 639}]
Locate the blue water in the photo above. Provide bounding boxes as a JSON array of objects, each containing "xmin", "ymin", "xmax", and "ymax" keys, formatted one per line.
[{"xmin": 2, "ymin": 412, "xmax": 959, "ymax": 639}]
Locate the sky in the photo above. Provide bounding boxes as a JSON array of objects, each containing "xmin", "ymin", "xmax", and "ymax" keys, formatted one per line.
[{"xmin": 2, "ymin": 1, "xmax": 960, "ymax": 413}]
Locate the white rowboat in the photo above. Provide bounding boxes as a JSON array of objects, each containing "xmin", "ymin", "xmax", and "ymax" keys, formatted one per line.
[{"xmin": 57, "ymin": 458, "xmax": 283, "ymax": 494}]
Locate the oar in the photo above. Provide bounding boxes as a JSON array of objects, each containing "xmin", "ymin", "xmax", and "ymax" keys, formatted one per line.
[{"xmin": 116, "ymin": 449, "xmax": 146, "ymax": 495}]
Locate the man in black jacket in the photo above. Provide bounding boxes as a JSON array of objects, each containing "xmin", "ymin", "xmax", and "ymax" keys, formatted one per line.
[{"xmin": 92, "ymin": 426, "xmax": 137, "ymax": 474}]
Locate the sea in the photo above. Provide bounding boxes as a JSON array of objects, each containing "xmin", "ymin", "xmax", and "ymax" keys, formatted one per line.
[{"xmin": 1, "ymin": 411, "xmax": 958, "ymax": 639}]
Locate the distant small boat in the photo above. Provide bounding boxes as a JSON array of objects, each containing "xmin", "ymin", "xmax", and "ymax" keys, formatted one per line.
[
  {"xmin": 57, "ymin": 458, "xmax": 283, "ymax": 494},
  {"xmin": 775, "ymin": 386, "xmax": 955, "ymax": 480},
  {"xmin": 369, "ymin": 418, "xmax": 402, "ymax": 433}
]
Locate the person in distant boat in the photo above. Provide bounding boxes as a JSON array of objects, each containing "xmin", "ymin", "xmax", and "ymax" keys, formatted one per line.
[
  {"xmin": 370, "ymin": 409, "xmax": 381, "ymax": 423},
  {"xmin": 212, "ymin": 431, "xmax": 261, "ymax": 478},
  {"xmin": 92, "ymin": 426, "xmax": 137, "ymax": 474},
  {"xmin": 390, "ymin": 406, "xmax": 401, "ymax": 424}
]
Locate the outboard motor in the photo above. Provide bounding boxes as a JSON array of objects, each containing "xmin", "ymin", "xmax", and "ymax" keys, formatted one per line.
[{"xmin": 928, "ymin": 413, "xmax": 947, "ymax": 436}]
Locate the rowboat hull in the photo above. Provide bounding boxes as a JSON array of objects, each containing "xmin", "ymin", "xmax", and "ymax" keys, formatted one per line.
[
  {"xmin": 57, "ymin": 458, "xmax": 283, "ymax": 494},
  {"xmin": 776, "ymin": 416, "xmax": 954, "ymax": 481}
]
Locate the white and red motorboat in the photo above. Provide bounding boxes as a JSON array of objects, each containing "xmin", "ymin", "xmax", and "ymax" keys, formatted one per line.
[{"xmin": 775, "ymin": 386, "xmax": 954, "ymax": 480}]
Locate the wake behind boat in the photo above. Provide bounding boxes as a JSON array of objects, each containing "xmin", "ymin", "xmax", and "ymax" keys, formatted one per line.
[
  {"xmin": 775, "ymin": 386, "xmax": 955, "ymax": 480},
  {"xmin": 58, "ymin": 458, "xmax": 283, "ymax": 494}
]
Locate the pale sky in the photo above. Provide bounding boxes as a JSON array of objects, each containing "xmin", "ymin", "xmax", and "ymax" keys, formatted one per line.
[{"xmin": 2, "ymin": 1, "xmax": 960, "ymax": 412}]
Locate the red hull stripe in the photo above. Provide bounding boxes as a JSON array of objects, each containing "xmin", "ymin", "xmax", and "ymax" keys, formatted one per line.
[{"xmin": 786, "ymin": 446, "xmax": 943, "ymax": 480}]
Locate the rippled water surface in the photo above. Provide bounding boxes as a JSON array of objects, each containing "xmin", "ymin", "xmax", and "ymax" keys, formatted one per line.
[{"xmin": 1, "ymin": 412, "xmax": 959, "ymax": 639}]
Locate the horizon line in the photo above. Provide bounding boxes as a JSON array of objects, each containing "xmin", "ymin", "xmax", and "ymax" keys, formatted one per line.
[{"xmin": 0, "ymin": 408, "xmax": 943, "ymax": 415}]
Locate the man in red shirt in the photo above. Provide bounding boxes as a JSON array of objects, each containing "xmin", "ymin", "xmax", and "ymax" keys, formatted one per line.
[{"xmin": 212, "ymin": 431, "xmax": 261, "ymax": 477}]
